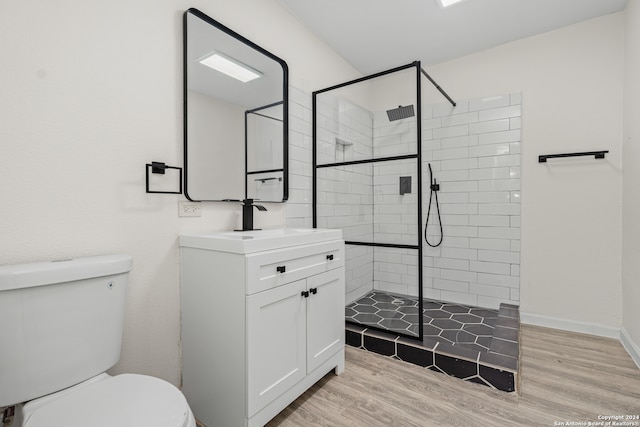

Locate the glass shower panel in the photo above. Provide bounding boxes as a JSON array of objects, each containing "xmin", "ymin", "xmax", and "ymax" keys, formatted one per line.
[
  {"xmin": 315, "ymin": 93, "xmax": 374, "ymax": 166},
  {"xmin": 316, "ymin": 164, "xmax": 374, "ymax": 242},
  {"xmin": 345, "ymin": 245, "xmax": 420, "ymax": 337},
  {"xmin": 316, "ymin": 160, "xmax": 418, "ymax": 247},
  {"xmin": 246, "ymin": 104, "xmax": 284, "ymax": 201},
  {"xmin": 314, "ymin": 62, "xmax": 423, "ymax": 340},
  {"xmin": 372, "ymin": 159, "xmax": 419, "ymax": 247},
  {"xmin": 315, "ymin": 67, "xmax": 417, "ymax": 166},
  {"xmin": 246, "ymin": 105, "xmax": 283, "ymax": 173},
  {"xmin": 345, "ymin": 244, "xmax": 374, "ymax": 305}
]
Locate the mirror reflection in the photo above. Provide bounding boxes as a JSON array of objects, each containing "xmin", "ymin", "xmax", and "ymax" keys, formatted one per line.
[{"xmin": 184, "ymin": 8, "xmax": 288, "ymax": 202}]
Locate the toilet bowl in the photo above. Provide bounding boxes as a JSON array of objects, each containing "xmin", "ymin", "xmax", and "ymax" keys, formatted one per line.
[
  {"xmin": 21, "ymin": 374, "xmax": 196, "ymax": 427},
  {"xmin": 0, "ymin": 255, "xmax": 196, "ymax": 427}
]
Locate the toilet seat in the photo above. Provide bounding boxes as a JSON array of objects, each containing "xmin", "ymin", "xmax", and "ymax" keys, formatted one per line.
[{"xmin": 22, "ymin": 373, "xmax": 195, "ymax": 427}]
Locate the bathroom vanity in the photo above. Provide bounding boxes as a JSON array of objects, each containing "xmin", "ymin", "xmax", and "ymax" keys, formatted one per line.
[{"xmin": 179, "ymin": 228, "xmax": 345, "ymax": 427}]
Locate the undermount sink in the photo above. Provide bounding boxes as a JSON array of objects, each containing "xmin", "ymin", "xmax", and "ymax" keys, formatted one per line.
[{"xmin": 179, "ymin": 228, "xmax": 342, "ymax": 254}]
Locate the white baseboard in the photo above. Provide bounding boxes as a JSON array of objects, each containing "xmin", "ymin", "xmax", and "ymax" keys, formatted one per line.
[
  {"xmin": 521, "ymin": 312, "xmax": 640, "ymax": 369},
  {"xmin": 520, "ymin": 312, "xmax": 620, "ymax": 339},
  {"xmin": 621, "ymin": 327, "xmax": 640, "ymax": 369}
]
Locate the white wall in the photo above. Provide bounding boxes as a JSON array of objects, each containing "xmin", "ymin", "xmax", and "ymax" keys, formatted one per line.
[
  {"xmin": 623, "ymin": 1, "xmax": 640, "ymax": 364},
  {"xmin": 0, "ymin": 0, "xmax": 357, "ymax": 386},
  {"xmin": 426, "ymin": 13, "xmax": 624, "ymax": 331},
  {"xmin": 186, "ymin": 91, "xmax": 244, "ymax": 200}
]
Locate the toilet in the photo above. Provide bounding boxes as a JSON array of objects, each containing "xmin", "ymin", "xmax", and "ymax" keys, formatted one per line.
[{"xmin": 0, "ymin": 254, "xmax": 196, "ymax": 427}]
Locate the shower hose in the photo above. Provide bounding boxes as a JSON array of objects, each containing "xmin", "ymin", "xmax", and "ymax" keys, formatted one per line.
[{"xmin": 424, "ymin": 163, "xmax": 443, "ymax": 247}]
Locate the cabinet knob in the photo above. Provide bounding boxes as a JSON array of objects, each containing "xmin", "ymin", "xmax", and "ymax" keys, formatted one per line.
[
  {"xmin": 326, "ymin": 254, "xmax": 334, "ymax": 261},
  {"xmin": 310, "ymin": 287, "xmax": 317, "ymax": 295},
  {"xmin": 276, "ymin": 265, "xmax": 286, "ymax": 273},
  {"xmin": 301, "ymin": 290, "xmax": 309, "ymax": 298}
]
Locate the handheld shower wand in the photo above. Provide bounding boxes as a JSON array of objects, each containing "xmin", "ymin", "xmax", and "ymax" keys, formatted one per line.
[{"xmin": 424, "ymin": 163, "xmax": 443, "ymax": 247}]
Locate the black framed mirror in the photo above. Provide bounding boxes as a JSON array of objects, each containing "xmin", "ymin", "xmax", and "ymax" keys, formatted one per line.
[{"xmin": 183, "ymin": 8, "xmax": 288, "ymax": 202}]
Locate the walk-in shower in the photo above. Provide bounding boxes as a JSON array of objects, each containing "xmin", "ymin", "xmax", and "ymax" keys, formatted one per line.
[
  {"xmin": 313, "ymin": 61, "xmax": 522, "ymax": 391},
  {"xmin": 314, "ymin": 62, "xmax": 428, "ymax": 338},
  {"xmin": 314, "ymin": 61, "xmax": 464, "ymax": 339}
]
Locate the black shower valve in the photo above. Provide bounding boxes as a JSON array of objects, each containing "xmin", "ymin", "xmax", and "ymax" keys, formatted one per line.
[{"xmin": 430, "ymin": 179, "xmax": 440, "ymax": 192}]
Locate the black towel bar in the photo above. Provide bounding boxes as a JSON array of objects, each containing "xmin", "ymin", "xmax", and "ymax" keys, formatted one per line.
[
  {"xmin": 538, "ymin": 150, "xmax": 609, "ymax": 163},
  {"xmin": 254, "ymin": 177, "xmax": 283, "ymax": 183}
]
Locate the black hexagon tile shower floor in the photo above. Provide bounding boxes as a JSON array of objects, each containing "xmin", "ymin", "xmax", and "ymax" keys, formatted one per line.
[
  {"xmin": 345, "ymin": 291, "xmax": 498, "ymax": 352},
  {"xmin": 345, "ymin": 291, "xmax": 521, "ymax": 392}
]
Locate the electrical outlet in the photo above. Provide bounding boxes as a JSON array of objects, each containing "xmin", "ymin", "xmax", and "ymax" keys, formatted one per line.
[{"xmin": 179, "ymin": 201, "xmax": 202, "ymax": 217}]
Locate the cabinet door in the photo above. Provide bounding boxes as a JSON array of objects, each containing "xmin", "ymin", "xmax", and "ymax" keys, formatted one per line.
[
  {"xmin": 306, "ymin": 267, "xmax": 345, "ymax": 373},
  {"xmin": 246, "ymin": 280, "xmax": 307, "ymax": 417}
]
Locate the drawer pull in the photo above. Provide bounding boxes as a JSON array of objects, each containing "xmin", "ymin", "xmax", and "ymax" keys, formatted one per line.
[
  {"xmin": 276, "ymin": 265, "xmax": 286, "ymax": 273},
  {"xmin": 326, "ymin": 254, "xmax": 334, "ymax": 261},
  {"xmin": 309, "ymin": 287, "xmax": 318, "ymax": 295},
  {"xmin": 301, "ymin": 290, "xmax": 309, "ymax": 298}
]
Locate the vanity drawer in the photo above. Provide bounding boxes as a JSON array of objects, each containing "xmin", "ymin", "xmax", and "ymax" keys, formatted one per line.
[{"xmin": 246, "ymin": 240, "xmax": 344, "ymax": 295}]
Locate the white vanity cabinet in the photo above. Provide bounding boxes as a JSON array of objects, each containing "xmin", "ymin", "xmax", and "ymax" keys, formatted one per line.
[{"xmin": 179, "ymin": 229, "xmax": 345, "ymax": 427}]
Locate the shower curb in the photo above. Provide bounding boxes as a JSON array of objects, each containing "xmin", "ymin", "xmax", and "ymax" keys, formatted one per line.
[{"xmin": 345, "ymin": 303, "xmax": 520, "ymax": 393}]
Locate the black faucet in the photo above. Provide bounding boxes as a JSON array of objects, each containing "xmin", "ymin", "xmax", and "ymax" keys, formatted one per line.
[{"xmin": 238, "ymin": 199, "xmax": 267, "ymax": 231}]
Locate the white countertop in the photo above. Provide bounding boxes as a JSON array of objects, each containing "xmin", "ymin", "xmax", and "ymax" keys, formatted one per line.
[{"xmin": 179, "ymin": 228, "xmax": 343, "ymax": 254}]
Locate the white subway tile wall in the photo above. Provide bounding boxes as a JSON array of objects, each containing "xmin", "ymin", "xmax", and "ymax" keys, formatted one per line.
[
  {"xmin": 286, "ymin": 87, "xmax": 314, "ymax": 228},
  {"xmin": 423, "ymin": 93, "xmax": 521, "ymax": 308},
  {"xmin": 345, "ymin": 244, "xmax": 374, "ymax": 305},
  {"xmin": 314, "ymin": 90, "xmax": 376, "ymax": 303},
  {"xmin": 286, "ymin": 86, "xmax": 521, "ymax": 309}
]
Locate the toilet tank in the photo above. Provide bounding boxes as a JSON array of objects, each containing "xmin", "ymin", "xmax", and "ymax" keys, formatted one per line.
[{"xmin": 0, "ymin": 254, "xmax": 132, "ymax": 407}]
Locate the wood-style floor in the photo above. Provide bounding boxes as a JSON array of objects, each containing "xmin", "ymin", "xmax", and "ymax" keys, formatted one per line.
[{"xmin": 266, "ymin": 325, "xmax": 640, "ymax": 427}]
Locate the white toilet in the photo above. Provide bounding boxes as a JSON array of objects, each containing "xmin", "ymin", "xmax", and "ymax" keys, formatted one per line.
[{"xmin": 0, "ymin": 254, "xmax": 196, "ymax": 427}]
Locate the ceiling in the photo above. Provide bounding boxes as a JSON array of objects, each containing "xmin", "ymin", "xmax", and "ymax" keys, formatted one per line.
[{"xmin": 278, "ymin": 0, "xmax": 628, "ymax": 75}]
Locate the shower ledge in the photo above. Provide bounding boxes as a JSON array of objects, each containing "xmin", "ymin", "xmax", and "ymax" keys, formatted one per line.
[{"xmin": 346, "ymin": 303, "xmax": 520, "ymax": 393}]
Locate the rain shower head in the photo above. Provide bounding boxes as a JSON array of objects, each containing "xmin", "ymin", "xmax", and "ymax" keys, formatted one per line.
[{"xmin": 386, "ymin": 105, "xmax": 415, "ymax": 122}]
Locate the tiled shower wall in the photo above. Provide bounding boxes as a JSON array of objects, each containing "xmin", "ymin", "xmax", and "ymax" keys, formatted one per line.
[
  {"xmin": 370, "ymin": 114, "xmax": 420, "ymax": 298},
  {"xmin": 371, "ymin": 116, "xmax": 418, "ymax": 247},
  {"xmin": 286, "ymin": 86, "xmax": 521, "ymax": 309},
  {"xmin": 422, "ymin": 94, "xmax": 521, "ymax": 308},
  {"xmin": 285, "ymin": 87, "xmax": 315, "ymax": 229},
  {"xmin": 314, "ymin": 91, "xmax": 376, "ymax": 303},
  {"xmin": 315, "ymin": 94, "xmax": 374, "ymax": 242}
]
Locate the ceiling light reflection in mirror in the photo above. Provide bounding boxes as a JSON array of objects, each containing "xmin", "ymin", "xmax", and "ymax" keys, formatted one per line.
[
  {"xmin": 199, "ymin": 52, "xmax": 262, "ymax": 83},
  {"xmin": 437, "ymin": 0, "xmax": 468, "ymax": 8}
]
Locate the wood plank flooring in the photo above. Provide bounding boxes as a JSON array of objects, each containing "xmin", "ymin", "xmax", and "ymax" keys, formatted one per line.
[{"xmin": 266, "ymin": 325, "xmax": 640, "ymax": 426}]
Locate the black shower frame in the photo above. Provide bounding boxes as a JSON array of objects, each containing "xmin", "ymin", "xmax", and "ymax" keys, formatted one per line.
[{"xmin": 312, "ymin": 61, "xmax": 427, "ymax": 341}]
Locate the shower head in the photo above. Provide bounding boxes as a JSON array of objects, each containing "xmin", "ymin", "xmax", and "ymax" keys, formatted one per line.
[{"xmin": 386, "ymin": 105, "xmax": 415, "ymax": 122}]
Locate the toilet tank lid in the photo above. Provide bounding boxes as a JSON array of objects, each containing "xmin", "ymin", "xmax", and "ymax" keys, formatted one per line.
[{"xmin": 0, "ymin": 254, "xmax": 133, "ymax": 292}]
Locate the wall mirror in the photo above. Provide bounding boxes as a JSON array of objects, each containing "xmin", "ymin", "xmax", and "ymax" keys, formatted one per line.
[{"xmin": 184, "ymin": 8, "xmax": 288, "ymax": 202}]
